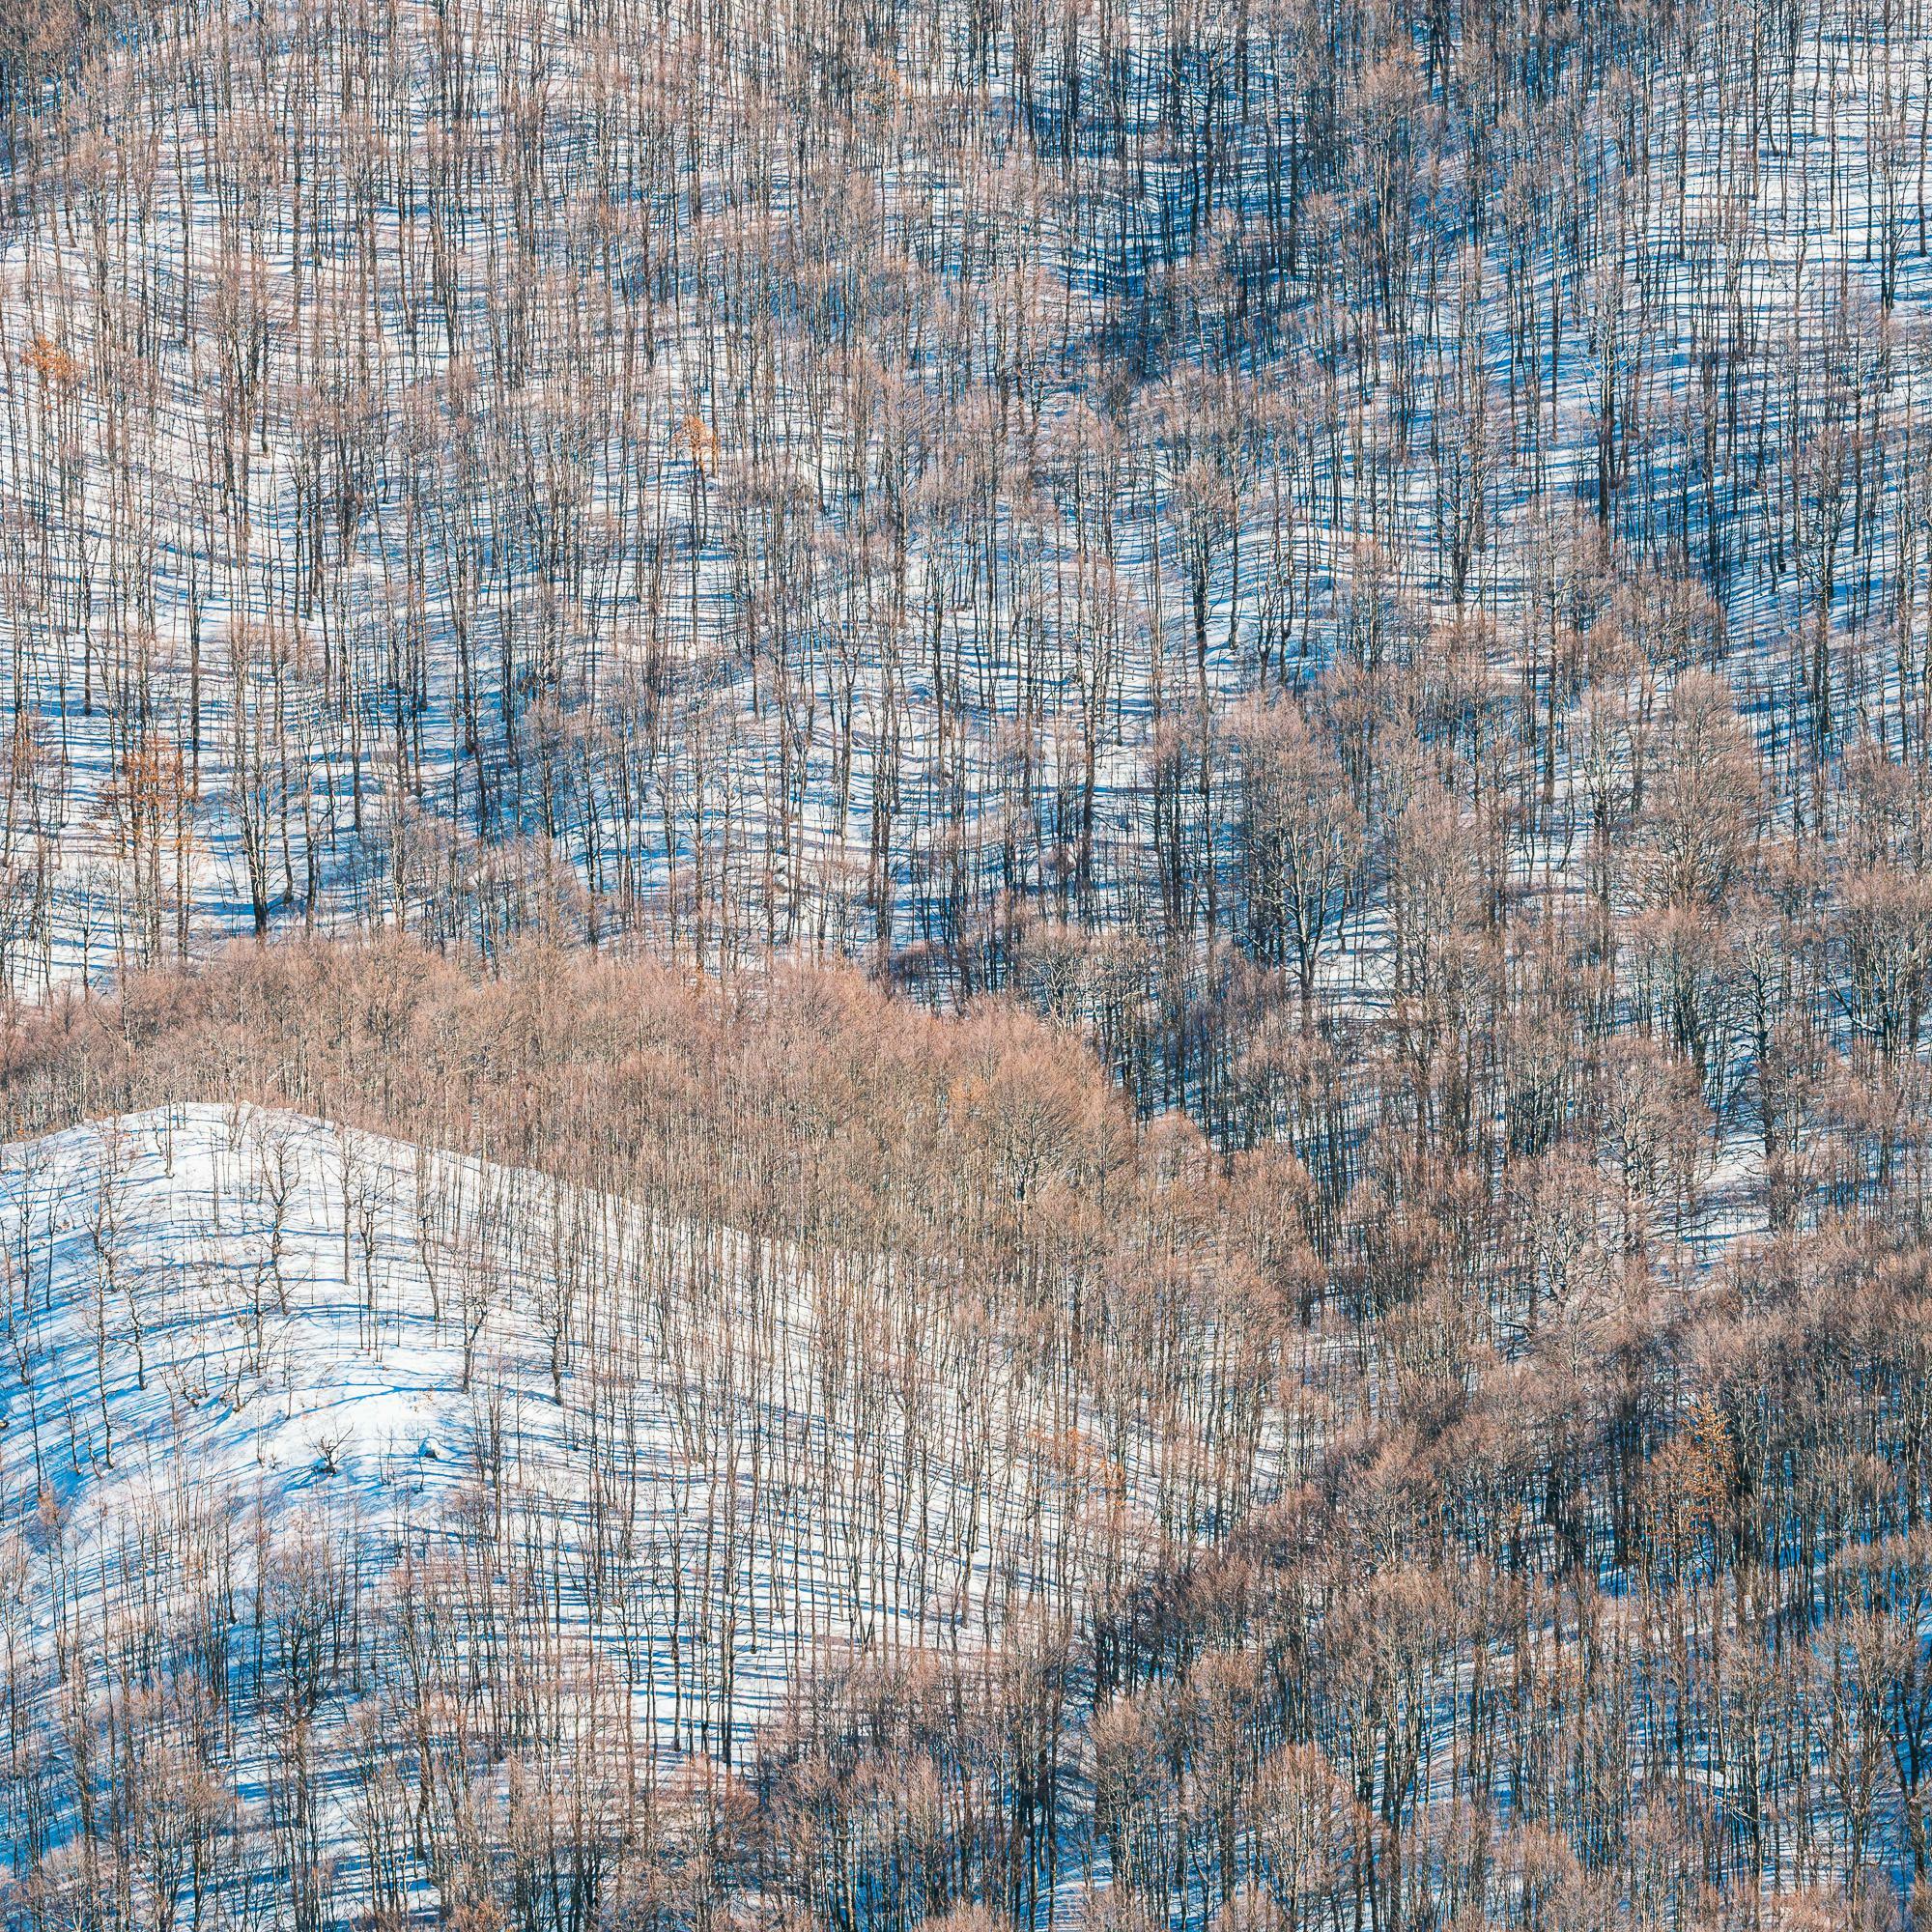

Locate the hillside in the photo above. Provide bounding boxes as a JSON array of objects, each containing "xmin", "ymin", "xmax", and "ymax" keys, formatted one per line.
[
  {"xmin": 3, "ymin": 0, "xmax": 1932, "ymax": 1916},
  {"xmin": 0, "ymin": 0, "xmax": 1924, "ymax": 1042},
  {"xmin": 0, "ymin": 947, "xmax": 1915, "ymax": 1928},
  {"xmin": 0, "ymin": 1091, "xmax": 1168, "ymax": 1924}
]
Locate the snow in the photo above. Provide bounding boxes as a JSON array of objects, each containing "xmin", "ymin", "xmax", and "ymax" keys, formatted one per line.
[
  {"xmin": 5, "ymin": 1105, "xmax": 542, "ymax": 1530},
  {"xmin": 0, "ymin": 1100, "xmax": 1166, "ymax": 1800}
]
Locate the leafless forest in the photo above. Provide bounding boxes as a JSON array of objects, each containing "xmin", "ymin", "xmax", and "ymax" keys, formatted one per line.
[{"xmin": 2, "ymin": 0, "xmax": 1932, "ymax": 1921}]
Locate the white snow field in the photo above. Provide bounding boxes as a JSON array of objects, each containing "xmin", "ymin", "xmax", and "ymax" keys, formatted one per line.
[{"xmin": 0, "ymin": 1101, "xmax": 1165, "ymax": 1916}]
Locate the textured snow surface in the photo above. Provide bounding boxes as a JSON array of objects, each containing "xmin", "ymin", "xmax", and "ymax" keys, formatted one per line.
[
  {"xmin": 3, "ymin": 1105, "xmax": 572, "ymax": 1537},
  {"xmin": 0, "ymin": 1102, "xmax": 1067, "ymax": 1773}
]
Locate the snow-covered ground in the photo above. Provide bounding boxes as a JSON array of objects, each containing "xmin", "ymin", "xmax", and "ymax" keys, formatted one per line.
[
  {"xmin": 5, "ymin": 1106, "xmax": 517, "ymax": 1520},
  {"xmin": 0, "ymin": 1100, "xmax": 1175, "ymax": 1884}
]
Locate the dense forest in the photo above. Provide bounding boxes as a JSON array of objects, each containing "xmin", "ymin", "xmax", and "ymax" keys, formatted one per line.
[
  {"xmin": 2, "ymin": 0, "xmax": 1932, "ymax": 1918},
  {"xmin": 0, "ymin": 940, "xmax": 1923, "ymax": 1929},
  {"xmin": 0, "ymin": 0, "xmax": 1927, "ymax": 1040}
]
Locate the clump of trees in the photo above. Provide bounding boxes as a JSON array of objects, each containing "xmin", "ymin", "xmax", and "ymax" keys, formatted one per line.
[
  {"xmin": 0, "ymin": 0, "xmax": 1929, "ymax": 1911},
  {"xmin": 0, "ymin": 0, "xmax": 106, "ymax": 117}
]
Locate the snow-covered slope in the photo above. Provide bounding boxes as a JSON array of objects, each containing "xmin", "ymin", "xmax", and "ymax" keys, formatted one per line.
[
  {"xmin": 0, "ymin": 1102, "xmax": 1089, "ymax": 1787},
  {"xmin": 0, "ymin": 1102, "xmax": 646, "ymax": 1600},
  {"xmin": 3, "ymin": 1105, "xmax": 531, "ymax": 1520}
]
